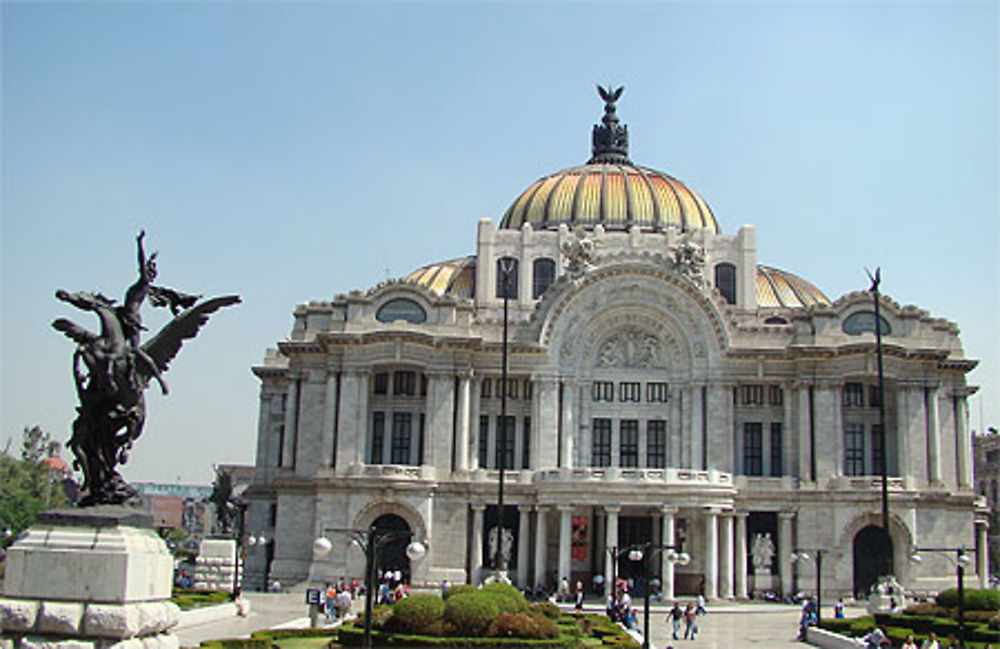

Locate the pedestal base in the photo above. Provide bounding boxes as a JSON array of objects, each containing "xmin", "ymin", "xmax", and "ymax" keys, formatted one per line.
[
  {"xmin": 0, "ymin": 508, "xmax": 180, "ymax": 649},
  {"xmin": 193, "ymin": 539, "xmax": 239, "ymax": 593}
]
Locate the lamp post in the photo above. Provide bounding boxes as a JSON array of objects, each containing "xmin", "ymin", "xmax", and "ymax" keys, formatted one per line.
[
  {"xmin": 909, "ymin": 546, "xmax": 972, "ymax": 645},
  {"xmin": 867, "ymin": 268, "xmax": 893, "ymax": 577},
  {"xmin": 494, "ymin": 257, "xmax": 515, "ymax": 582},
  {"xmin": 627, "ymin": 543, "xmax": 691, "ymax": 649},
  {"xmin": 605, "ymin": 545, "xmax": 631, "ymax": 602},
  {"xmin": 315, "ymin": 526, "xmax": 426, "ymax": 649},
  {"xmin": 790, "ymin": 549, "xmax": 825, "ymax": 621},
  {"xmin": 232, "ymin": 499, "xmax": 248, "ymax": 597}
]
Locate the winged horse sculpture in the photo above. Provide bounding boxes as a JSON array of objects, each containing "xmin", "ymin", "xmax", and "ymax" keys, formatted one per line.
[{"xmin": 53, "ymin": 231, "xmax": 240, "ymax": 506}]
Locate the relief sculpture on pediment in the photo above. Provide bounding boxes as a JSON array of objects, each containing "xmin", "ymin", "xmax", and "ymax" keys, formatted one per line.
[{"xmin": 596, "ymin": 328, "xmax": 662, "ymax": 369}]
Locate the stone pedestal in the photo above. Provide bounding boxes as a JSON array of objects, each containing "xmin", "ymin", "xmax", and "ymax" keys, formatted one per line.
[
  {"xmin": 0, "ymin": 507, "xmax": 180, "ymax": 649},
  {"xmin": 193, "ymin": 539, "xmax": 239, "ymax": 593}
]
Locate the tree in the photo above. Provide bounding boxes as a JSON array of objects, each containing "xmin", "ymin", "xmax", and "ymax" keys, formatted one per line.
[{"xmin": 1, "ymin": 426, "xmax": 69, "ymax": 542}]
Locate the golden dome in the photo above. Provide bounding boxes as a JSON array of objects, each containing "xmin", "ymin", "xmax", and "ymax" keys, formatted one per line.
[
  {"xmin": 500, "ymin": 163, "xmax": 719, "ymax": 233},
  {"xmin": 500, "ymin": 85, "xmax": 719, "ymax": 234},
  {"xmin": 406, "ymin": 256, "xmax": 476, "ymax": 299},
  {"xmin": 756, "ymin": 265, "xmax": 829, "ymax": 308}
]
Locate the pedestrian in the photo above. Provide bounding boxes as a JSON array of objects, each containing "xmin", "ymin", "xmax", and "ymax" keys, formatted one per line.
[
  {"xmin": 683, "ymin": 602, "xmax": 698, "ymax": 640},
  {"xmin": 921, "ymin": 632, "xmax": 940, "ymax": 649},
  {"xmin": 574, "ymin": 580, "xmax": 584, "ymax": 610},
  {"xmin": 696, "ymin": 593, "xmax": 708, "ymax": 615},
  {"xmin": 559, "ymin": 576, "xmax": 570, "ymax": 602},
  {"xmin": 324, "ymin": 582, "xmax": 336, "ymax": 618},
  {"xmin": 668, "ymin": 601, "xmax": 683, "ymax": 640},
  {"xmin": 834, "ymin": 597, "xmax": 845, "ymax": 619},
  {"xmin": 863, "ymin": 625, "xmax": 890, "ymax": 648},
  {"xmin": 901, "ymin": 635, "xmax": 919, "ymax": 649}
]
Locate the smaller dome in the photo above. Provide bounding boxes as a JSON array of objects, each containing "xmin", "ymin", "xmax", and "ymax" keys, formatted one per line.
[
  {"xmin": 756, "ymin": 265, "xmax": 829, "ymax": 308},
  {"xmin": 406, "ymin": 256, "xmax": 475, "ymax": 299}
]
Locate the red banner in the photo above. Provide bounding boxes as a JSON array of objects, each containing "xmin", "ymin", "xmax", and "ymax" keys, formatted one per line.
[{"xmin": 571, "ymin": 516, "xmax": 588, "ymax": 561}]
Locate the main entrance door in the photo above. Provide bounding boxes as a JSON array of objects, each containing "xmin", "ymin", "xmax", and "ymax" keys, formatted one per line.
[
  {"xmin": 853, "ymin": 525, "xmax": 892, "ymax": 598},
  {"xmin": 372, "ymin": 514, "xmax": 413, "ymax": 581}
]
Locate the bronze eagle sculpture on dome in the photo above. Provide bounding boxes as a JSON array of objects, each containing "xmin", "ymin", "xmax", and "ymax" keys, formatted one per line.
[{"xmin": 53, "ymin": 231, "xmax": 240, "ymax": 506}]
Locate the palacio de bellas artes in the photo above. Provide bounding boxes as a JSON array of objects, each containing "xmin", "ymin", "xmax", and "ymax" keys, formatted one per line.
[{"xmin": 243, "ymin": 87, "xmax": 989, "ymax": 602}]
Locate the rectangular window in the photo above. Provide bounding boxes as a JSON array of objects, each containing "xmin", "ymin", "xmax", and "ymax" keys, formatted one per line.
[
  {"xmin": 768, "ymin": 385, "xmax": 783, "ymax": 406},
  {"xmin": 869, "ymin": 385, "xmax": 882, "ymax": 408},
  {"xmin": 495, "ymin": 415, "xmax": 515, "ymax": 470},
  {"xmin": 646, "ymin": 382, "xmax": 669, "ymax": 403},
  {"xmin": 619, "ymin": 382, "xmax": 641, "ymax": 403},
  {"xmin": 420, "ymin": 373, "xmax": 427, "ymax": 396},
  {"xmin": 393, "ymin": 371, "xmax": 416, "ymax": 396},
  {"xmin": 390, "ymin": 412, "xmax": 412, "ymax": 464},
  {"xmin": 478, "ymin": 415, "xmax": 489, "ymax": 468},
  {"xmin": 844, "ymin": 423, "xmax": 865, "ymax": 476},
  {"xmin": 743, "ymin": 422, "xmax": 763, "ymax": 476},
  {"xmin": 741, "ymin": 385, "xmax": 764, "ymax": 406},
  {"xmin": 522, "ymin": 417, "xmax": 531, "ymax": 469},
  {"xmin": 592, "ymin": 418, "xmax": 612, "ymax": 467},
  {"xmin": 481, "ymin": 378, "xmax": 492, "ymax": 399},
  {"xmin": 871, "ymin": 424, "xmax": 884, "ymax": 476},
  {"xmin": 504, "ymin": 378, "xmax": 518, "ymax": 400},
  {"xmin": 269, "ymin": 503, "xmax": 278, "ymax": 527},
  {"xmin": 417, "ymin": 413, "xmax": 425, "ymax": 465},
  {"xmin": 371, "ymin": 411, "xmax": 385, "ymax": 464},
  {"xmin": 647, "ymin": 420, "xmax": 666, "ymax": 468},
  {"xmin": 592, "ymin": 381, "xmax": 614, "ymax": 402},
  {"xmin": 769, "ymin": 422, "xmax": 783, "ymax": 477},
  {"xmin": 275, "ymin": 424, "xmax": 285, "ymax": 467},
  {"xmin": 373, "ymin": 373, "xmax": 389, "ymax": 395},
  {"xmin": 620, "ymin": 420, "xmax": 639, "ymax": 467},
  {"xmin": 523, "ymin": 379, "xmax": 533, "ymax": 401},
  {"xmin": 843, "ymin": 383, "xmax": 864, "ymax": 407}
]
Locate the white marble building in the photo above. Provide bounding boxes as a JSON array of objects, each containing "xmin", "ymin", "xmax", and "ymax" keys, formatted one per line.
[{"xmin": 243, "ymin": 89, "xmax": 988, "ymax": 601}]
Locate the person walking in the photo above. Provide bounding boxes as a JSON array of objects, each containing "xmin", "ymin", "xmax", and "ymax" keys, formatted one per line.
[
  {"xmin": 921, "ymin": 632, "xmax": 941, "ymax": 649},
  {"xmin": 574, "ymin": 580, "xmax": 584, "ymax": 610},
  {"xmin": 901, "ymin": 635, "xmax": 919, "ymax": 649},
  {"xmin": 683, "ymin": 602, "xmax": 698, "ymax": 640},
  {"xmin": 668, "ymin": 601, "xmax": 683, "ymax": 640}
]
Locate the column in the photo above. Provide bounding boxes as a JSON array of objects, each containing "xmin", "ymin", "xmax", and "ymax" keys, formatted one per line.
[
  {"xmin": 537, "ymin": 380, "xmax": 559, "ymax": 468},
  {"xmin": 604, "ymin": 505, "xmax": 620, "ymax": 598},
  {"xmin": 779, "ymin": 511, "xmax": 795, "ymax": 597},
  {"xmin": 703, "ymin": 509, "xmax": 718, "ymax": 599},
  {"xmin": 578, "ymin": 382, "xmax": 592, "ymax": 469},
  {"xmin": 955, "ymin": 395, "xmax": 972, "ymax": 488},
  {"xmin": 813, "ymin": 384, "xmax": 840, "ymax": 480},
  {"xmin": 471, "ymin": 505, "xmax": 485, "ymax": 585},
  {"xmin": 322, "ymin": 371, "xmax": 339, "ymax": 468},
  {"xmin": 470, "ymin": 376, "xmax": 481, "ymax": 471},
  {"xmin": 281, "ymin": 377, "xmax": 299, "ymax": 468},
  {"xmin": 690, "ymin": 384, "xmax": 704, "ymax": 469},
  {"xmin": 719, "ymin": 513, "xmax": 734, "ymax": 598},
  {"xmin": 734, "ymin": 512, "xmax": 749, "ymax": 599},
  {"xmin": 456, "ymin": 371, "xmax": 472, "ymax": 472},
  {"xmin": 560, "ymin": 382, "xmax": 575, "ymax": 468},
  {"xmin": 558, "ymin": 506, "xmax": 573, "ymax": 583},
  {"xmin": 660, "ymin": 506, "xmax": 677, "ymax": 601},
  {"xmin": 534, "ymin": 506, "xmax": 549, "ymax": 589},
  {"xmin": 517, "ymin": 506, "xmax": 531, "ymax": 588},
  {"xmin": 426, "ymin": 373, "xmax": 454, "ymax": 469},
  {"xmin": 796, "ymin": 383, "xmax": 812, "ymax": 482},
  {"xmin": 927, "ymin": 387, "xmax": 941, "ymax": 484},
  {"xmin": 977, "ymin": 520, "xmax": 989, "ymax": 589}
]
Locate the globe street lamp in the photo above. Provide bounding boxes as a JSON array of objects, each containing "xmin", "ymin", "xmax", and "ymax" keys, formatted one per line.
[
  {"xmin": 627, "ymin": 543, "xmax": 691, "ymax": 649},
  {"xmin": 246, "ymin": 532, "xmax": 268, "ymax": 591},
  {"xmin": 315, "ymin": 526, "xmax": 427, "ymax": 648},
  {"xmin": 790, "ymin": 549, "xmax": 826, "ymax": 622},
  {"xmin": 909, "ymin": 546, "xmax": 972, "ymax": 645}
]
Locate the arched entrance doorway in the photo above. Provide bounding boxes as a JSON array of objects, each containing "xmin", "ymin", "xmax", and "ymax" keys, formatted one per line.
[
  {"xmin": 853, "ymin": 525, "xmax": 892, "ymax": 598},
  {"xmin": 372, "ymin": 514, "xmax": 413, "ymax": 582}
]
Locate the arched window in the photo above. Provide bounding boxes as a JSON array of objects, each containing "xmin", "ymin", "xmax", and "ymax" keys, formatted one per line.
[
  {"xmin": 715, "ymin": 263, "xmax": 736, "ymax": 304},
  {"xmin": 496, "ymin": 257, "xmax": 518, "ymax": 299},
  {"xmin": 532, "ymin": 258, "xmax": 556, "ymax": 298}
]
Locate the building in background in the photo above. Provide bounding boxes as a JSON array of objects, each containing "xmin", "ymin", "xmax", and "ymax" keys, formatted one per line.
[
  {"xmin": 973, "ymin": 428, "xmax": 999, "ymax": 581},
  {"xmin": 134, "ymin": 483, "xmax": 213, "ymax": 552},
  {"xmin": 244, "ymin": 89, "xmax": 987, "ymax": 600}
]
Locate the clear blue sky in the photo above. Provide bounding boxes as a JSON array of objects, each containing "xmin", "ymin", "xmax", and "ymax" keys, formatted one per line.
[{"xmin": 3, "ymin": 1, "xmax": 997, "ymax": 485}]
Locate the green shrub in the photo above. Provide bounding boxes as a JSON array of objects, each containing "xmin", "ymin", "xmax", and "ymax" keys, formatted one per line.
[
  {"xmin": 599, "ymin": 635, "xmax": 640, "ymax": 648},
  {"xmin": 990, "ymin": 613, "xmax": 1000, "ymax": 631},
  {"xmin": 487, "ymin": 613, "xmax": 558, "ymax": 639},
  {"xmin": 481, "ymin": 582, "xmax": 529, "ymax": 614},
  {"xmin": 251, "ymin": 629, "xmax": 337, "ymax": 639},
  {"xmin": 199, "ymin": 639, "xmax": 271, "ymax": 649},
  {"xmin": 936, "ymin": 588, "xmax": 1000, "ymax": 611},
  {"xmin": 904, "ymin": 602, "xmax": 952, "ymax": 617},
  {"xmin": 529, "ymin": 601, "xmax": 562, "ymax": 620},
  {"xmin": 442, "ymin": 584, "xmax": 477, "ymax": 600},
  {"xmin": 389, "ymin": 594, "xmax": 446, "ymax": 634},
  {"xmin": 444, "ymin": 592, "xmax": 501, "ymax": 636}
]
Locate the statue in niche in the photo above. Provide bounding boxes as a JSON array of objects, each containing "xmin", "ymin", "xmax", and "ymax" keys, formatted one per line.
[
  {"xmin": 562, "ymin": 226, "xmax": 599, "ymax": 276},
  {"xmin": 52, "ymin": 231, "xmax": 241, "ymax": 506},
  {"xmin": 596, "ymin": 328, "xmax": 661, "ymax": 368},
  {"xmin": 670, "ymin": 239, "xmax": 706, "ymax": 285},
  {"xmin": 751, "ymin": 532, "xmax": 776, "ymax": 574},
  {"xmin": 487, "ymin": 525, "xmax": 514, "ymax": 567}
]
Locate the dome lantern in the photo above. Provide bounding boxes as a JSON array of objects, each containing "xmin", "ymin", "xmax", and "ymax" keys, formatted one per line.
[{"xmin": 590, "ymin": 85, "xmax": 631, "ymax": 164}]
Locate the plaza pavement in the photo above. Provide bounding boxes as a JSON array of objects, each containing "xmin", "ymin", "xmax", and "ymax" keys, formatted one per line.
[{"xmin": 175, "ymin": 590, "xmax": 858, "ymax": 649}]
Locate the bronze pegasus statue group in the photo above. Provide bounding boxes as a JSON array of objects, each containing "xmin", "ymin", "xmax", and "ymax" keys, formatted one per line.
[{"xmin": 53, "ymin": 231, "xmax": 240, "ymax": 507}]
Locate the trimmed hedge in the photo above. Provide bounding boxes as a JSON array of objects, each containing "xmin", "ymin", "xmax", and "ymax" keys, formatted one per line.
[
  {"xmin": 199, "ymin": 639, "xmax": 271, "ymax": 649},
  {"xmin": 336, "ymin": 623, "xmax": 578, "ymax": 648},
  {"xmin": 481, "ymin": 582, "xmax": 529, "ymax": 614},
  {"xmin": 442, "ymin": 584, "xmax": 477, "ymax": 600},
  {"xmin": 444, "ymin": 592, "xmax": 501, "ymax": 636},
  {"xmin": 251, "ymin": 629, "xmax": 337, "ymax": 639},
  {"xmin": 389, "ymin": 593, "xmax": 447, "ymax": 634},
  {"xmin": 936, "ymin": 588, "xmax": 1000, "ymax": 611},
  {"xmin": 487, "ymin": 613, "xmax": 558, "ymax": 639}
]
